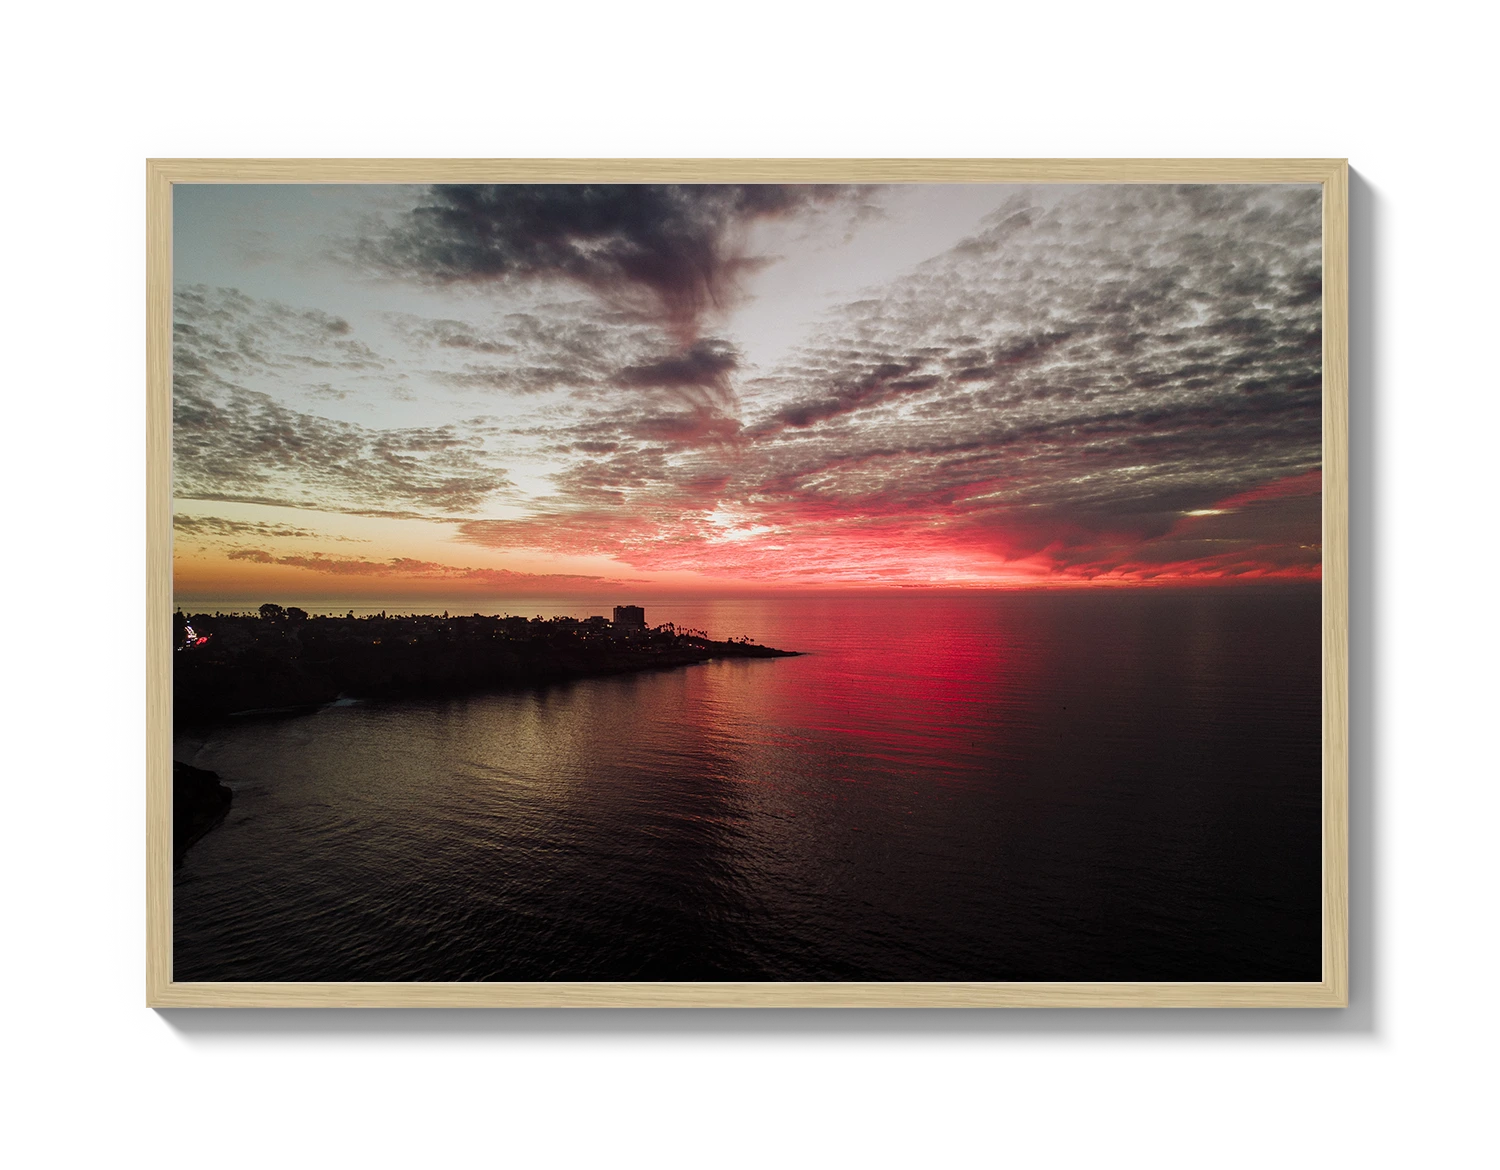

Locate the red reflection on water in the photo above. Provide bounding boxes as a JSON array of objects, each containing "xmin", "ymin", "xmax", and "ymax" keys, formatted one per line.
[{"xmin": 658, "ymin": 594, "xmax": 1049, "ymax": 783}]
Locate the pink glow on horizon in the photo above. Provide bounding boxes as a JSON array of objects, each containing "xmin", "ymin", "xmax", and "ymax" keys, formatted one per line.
[{"xmin": 178, "ymin": 465, "xmax": 1322, "ymax": 598}]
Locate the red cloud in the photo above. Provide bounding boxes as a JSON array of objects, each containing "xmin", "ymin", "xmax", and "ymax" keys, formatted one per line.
[{"xmin": 1213, "ymin": 469, "xmax": 1322, "ymax": 510}]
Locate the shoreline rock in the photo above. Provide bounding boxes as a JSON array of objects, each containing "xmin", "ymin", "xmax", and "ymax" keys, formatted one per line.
[{"xmin": 173, "ymin": 761, "xmax": 233, "ymax": 864}]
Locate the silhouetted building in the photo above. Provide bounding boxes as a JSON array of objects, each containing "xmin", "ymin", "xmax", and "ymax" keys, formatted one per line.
[{"xmin": 613, "ymin": 605, "xmax": 646, "ymax": 630}]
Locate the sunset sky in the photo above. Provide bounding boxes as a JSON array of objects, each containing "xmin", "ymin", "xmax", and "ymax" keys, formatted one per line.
[{"xmin": 173, "ymin": 182, "xmax": 1323, "ymax": 601}]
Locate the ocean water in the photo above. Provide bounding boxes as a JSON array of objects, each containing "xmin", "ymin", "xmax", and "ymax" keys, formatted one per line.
[{"xmin": 172, "ymin": 587, "xmax": 1323, "ymax": 981}]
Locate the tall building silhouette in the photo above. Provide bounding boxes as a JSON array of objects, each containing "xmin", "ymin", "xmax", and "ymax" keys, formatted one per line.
[{"xmin": 612, "ymin": 605, "xmax": 645, "ymax": 630}]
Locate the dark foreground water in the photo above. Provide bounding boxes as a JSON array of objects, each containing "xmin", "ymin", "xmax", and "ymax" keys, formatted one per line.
[{"xmin": 174, "ymin": 587, "xmax": 1323, "ymax": 981}]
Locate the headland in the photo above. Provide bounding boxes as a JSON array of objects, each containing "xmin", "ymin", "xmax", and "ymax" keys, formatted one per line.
[{"xmin": 173, "ymin": 605, "xmax": 800, "ymax": 723}]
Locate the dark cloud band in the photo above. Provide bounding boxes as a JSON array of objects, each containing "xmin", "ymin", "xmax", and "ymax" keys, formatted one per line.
[{"xmin": 353, "ymin": 184, "xmax": 869, "ymax": 335}]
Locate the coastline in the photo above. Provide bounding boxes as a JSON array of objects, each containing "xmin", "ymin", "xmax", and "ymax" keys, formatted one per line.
[{"xmin": 174, "ymin": 610, "xmax": 799, "ymax": 725}]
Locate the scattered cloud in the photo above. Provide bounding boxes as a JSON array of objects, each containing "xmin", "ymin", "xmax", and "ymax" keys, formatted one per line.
[
  {"xmin": 174, "ymin": 285, "xmax": 384, "ymax": 374},
  {"xmin": 225, "ymin": 548, "xmax": 617, "ymax": 589},
  {"xmin": 175, "ymin": 287, "xmax": 514, "ymax": 515},
  {"xmin": 173, "ymin": 381, "xmax": 513, "ymax": 514},
  {"xmin": 173, "ymin": 515, "xmax": 365, "ymax": 543}
]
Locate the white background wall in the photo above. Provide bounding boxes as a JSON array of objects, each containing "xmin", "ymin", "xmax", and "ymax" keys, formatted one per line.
[{"xmin": 1, "ymin": 2, "xmax": 1494, "ymax": 1165}]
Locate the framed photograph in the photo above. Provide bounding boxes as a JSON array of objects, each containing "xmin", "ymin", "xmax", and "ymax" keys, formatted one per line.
[{"xmin": 147, "ymin": 159, "xmax": 1347, "ymax": 1007}]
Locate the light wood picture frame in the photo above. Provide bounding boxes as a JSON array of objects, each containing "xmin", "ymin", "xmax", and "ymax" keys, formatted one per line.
[{"xmin": 120, "ymin": 132, "xmax": 1362, "ymax": 1020}]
